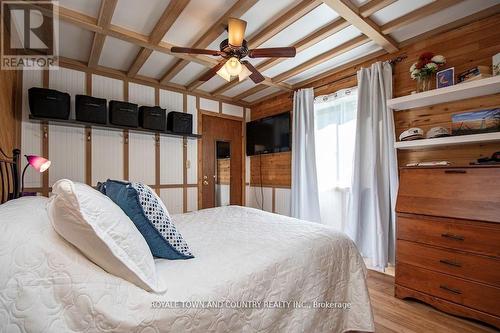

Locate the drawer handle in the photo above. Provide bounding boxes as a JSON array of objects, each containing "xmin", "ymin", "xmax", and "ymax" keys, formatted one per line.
[
  {"xmin": 439, "ymin": 259, "xmax": 462, "ymax": 267},
  {"xmin": 441, "ymin": 233, "xmax": 464, "ymax": 241},
  {"xmin": 440, "ymin": 285, "xmax": 462, "ymax": 295},
  {"xmin": 444, "ymin": 170, "xmax": 467, "ymax": 174}
]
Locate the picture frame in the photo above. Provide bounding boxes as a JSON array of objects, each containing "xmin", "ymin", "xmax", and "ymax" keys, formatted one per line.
[
  {"xmin": 436, "ymin": 67, "xmax": 454, "ymax": 88},
  {"xmin": 493, "ymin": 52, "xmax": 500, "ymax": 76}
]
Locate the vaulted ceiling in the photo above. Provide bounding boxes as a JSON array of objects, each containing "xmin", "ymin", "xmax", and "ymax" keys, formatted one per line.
[{"xmin": 50, "ymin": 0, "xmax": 500, "ymax": 105}]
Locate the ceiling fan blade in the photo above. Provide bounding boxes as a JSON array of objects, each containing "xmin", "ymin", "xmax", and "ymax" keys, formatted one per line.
[
  {"xmin": 171, "ymin": 47, "xmax": 223, "ymax": 56},
  {"xmin": 227, "ymin": 18, "xmax": 247, "ymax": 47},
  {"xmin": 241, "ymin": 61, "xmax": 265, "ymax": 84},
  {"xmin": 248, "ymin": 47, "xmax": 296, "ymax": 58},
  {"xmin": 198, "ymin": 60, "xmax": 228, "ymax": 81}
]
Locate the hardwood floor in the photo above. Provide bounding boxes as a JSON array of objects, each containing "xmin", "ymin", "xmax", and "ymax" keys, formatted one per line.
[{"xmin": 367, "ymin": 270, "xmax": 498, "ymax": 333}]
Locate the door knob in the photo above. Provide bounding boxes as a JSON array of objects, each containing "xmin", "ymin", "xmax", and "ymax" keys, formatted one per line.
[{"xmin": 203, "ymin": 180, "xmax": 209, "ymax": 185}]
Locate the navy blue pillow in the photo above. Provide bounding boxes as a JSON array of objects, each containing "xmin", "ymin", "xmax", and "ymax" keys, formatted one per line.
[{"xmin": 101, "ymin": 180, "xmax": 193, "ymax": 260}]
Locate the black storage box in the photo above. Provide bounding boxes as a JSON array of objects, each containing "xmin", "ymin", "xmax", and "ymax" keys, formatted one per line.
[
  {"xmin": 28, "ymin": 87, "xmax": 70, "ymax": 120},
  {"xmin": 167, "ymin": 111, "xmax": 192, "ymax": 134},
  {"xmin": 75, "ymin": 95, "xmax": 107, "ymax": 124},
  {"xmin": 109, "ymin": 101, "xmax": 139, "ymax": 127},
  {"xmin": 139, "ymin": 106, "xmax": 166, "ymax": 131}
]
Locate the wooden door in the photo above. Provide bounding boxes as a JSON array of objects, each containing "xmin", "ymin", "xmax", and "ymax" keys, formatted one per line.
[{"xmin": 201, "ymin": 114, "xmax": 242, "ymax": 209}]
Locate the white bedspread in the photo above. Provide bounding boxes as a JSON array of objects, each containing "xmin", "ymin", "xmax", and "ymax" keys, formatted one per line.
[{"xmin": 0, "ymin": 197, "xmax": 374, "ymax": 333}]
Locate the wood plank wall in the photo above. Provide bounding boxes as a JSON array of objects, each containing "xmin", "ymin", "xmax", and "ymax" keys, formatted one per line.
[
  {"xmin": 0, "ymin": 69, "xmax": 20, "ymax": 155},
  {"xmin": 250, "ymin": 13, "xmax": 500, "ymax": 187}
]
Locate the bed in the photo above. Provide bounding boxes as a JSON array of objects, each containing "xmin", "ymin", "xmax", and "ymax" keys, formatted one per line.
[{"xmin": 0, "ymin": 196, "xmax": 374, "ymax": 332}]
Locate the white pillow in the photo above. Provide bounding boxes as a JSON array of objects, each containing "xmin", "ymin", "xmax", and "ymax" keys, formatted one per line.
[{"xmin": 47, "ymin": 179, "xmax": 164, "ymax": 292}]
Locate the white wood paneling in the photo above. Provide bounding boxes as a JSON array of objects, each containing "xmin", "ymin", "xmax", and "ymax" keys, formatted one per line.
[
  {"xmin": 187, "ymin": 139, "xmax": 198, "ymax": 184},
  {"xmin": 246, "ymin": 186, "xmax": 272, "ymax": 212},
  {"xmin": 275, "ymin": 188, "xmax": 291, "ymax": 216},
  {"xmin": 92, "ymin": 74, "xmax": 124, "ymax": 101},
  {"xmin": 59, "ymin": 21, "xmax": 93, "ymax": 62},
  {"xmin": 49, "ymin": 67, "xmax": 85, "ymax": 118},
  {"xmin": 91, "ymin": 128, "xmax": 124, "ymax": 185},
  {"xmin": 186, "ymin": 95, "xmax": 198, "ymax": 134},
  {"xmin": 199, "ymin": 98, "xmax": 219, "ymax": 113},
  {"xmin": 112, "ymin": 0, "xmax": 170, "ymax": 35},
  {"xmin": 222, "ymin": 103, "xmax": 244, "ymax": 118},
  {"xmin": 21, "ymin": 70, "xmax": 43, "ymax": 187},
  {"xmin": 187, "ymin": 187, "xmax": 198, "ymax": 212},
  {"xmin": 159, "ymin": 89, "xmax": 183, "ymax": 112},
  {"xmin": 48, "ymin": 125, "xmax": 86, "ymax": 185},
  {"xmin": 128, "ymin": 82, "xmax": 155, "ymax": 106},
  {"xmin": 160, "ymin": 188, "xmax": 183, "ymax": 214},
  {"xmin": 99, "ymin": 37, "xmax": 141, "ymax": 71},
  {"xmin": 245, "ymin": 156, "xmax": 250, "ymax": 183},
  {"xmin": 160, "ymin": 136, "xmax": 183, "ymax": 184},
  {"xmin": 128, "ymin": 132, "xmax": 155, "ymax": 185},
  {"xmin": 245, "ymin": 108, "xmax": 251, "ymax": 122}
]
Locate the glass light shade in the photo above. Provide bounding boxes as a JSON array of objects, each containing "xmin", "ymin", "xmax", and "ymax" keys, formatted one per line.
[
  {"xmin": 238, "ymin": 65, "xmax": 252, "ymax": 82},
  {"xmin": 227, "ymin": 18, "xmax": 246, "ymax": 47},
  {"xmin": 217, "ymin": 66, "xmax": 231, "ymax": 82},
  {"xmin": 26, "ymin": 155, "xmax": 51, "ymax": 172},
  {"xmin": 225, "ymin": 57, "xmax": 242, "ymax": 76}
]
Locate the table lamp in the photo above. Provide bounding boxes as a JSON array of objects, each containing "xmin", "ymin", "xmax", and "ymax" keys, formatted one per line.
[{"xmin": 21, "ymin": 155, "xmax": 51, "ymax": 194}]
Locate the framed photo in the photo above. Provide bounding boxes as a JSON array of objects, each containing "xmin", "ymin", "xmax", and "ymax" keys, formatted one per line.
[
  {"xmin": 436, "ymin": 67, "xmax": 454, "ymax": 88},
  {"xmin": 493, "ymin": 53, "xmax": 500, "ymax": 76},
  {"xmin": 452, "ymin": 109, "xmax": 500, "ymax": 136}
]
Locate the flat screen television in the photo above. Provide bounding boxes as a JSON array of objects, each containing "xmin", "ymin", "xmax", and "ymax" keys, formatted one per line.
[{"xmin": 246, "ymin": 111, "xmax": 291, "ymax": 156}]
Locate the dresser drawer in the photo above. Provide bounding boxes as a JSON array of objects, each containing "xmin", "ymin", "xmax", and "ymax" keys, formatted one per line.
[
  {"xmin": 397, "ymin": 167, "xmax": 500, "ymax": 223},
  {"xmin": 397, "ymin": 240, "xmax": 500, "ymax": 286},
  {"xmin": 396, "ymin": 263, "xmax": 500, "ymax": 316},
  {"xmin": 397, "ymin": 215, "xmax": 500, "ymax": 257}
]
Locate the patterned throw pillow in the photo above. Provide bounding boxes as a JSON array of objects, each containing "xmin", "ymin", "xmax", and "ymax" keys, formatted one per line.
[{"xmin": 101, "ymin": 180, "xmax": 193, "ymax": 260}]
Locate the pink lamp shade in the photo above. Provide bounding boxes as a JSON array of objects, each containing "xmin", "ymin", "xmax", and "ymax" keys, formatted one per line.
[{"xmin": 26, "ymin": 155, "xmax": 51, "ymax": 172}]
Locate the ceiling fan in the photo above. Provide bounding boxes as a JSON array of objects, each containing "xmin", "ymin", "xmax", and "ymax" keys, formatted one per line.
[{"xmin": 170, "ymin": 18, "xmax": 296, "ymax": 84}]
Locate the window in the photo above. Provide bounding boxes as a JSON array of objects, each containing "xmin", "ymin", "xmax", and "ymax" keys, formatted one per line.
[{"xmin": 314, "ymin": 88, "xmax": 357, "ymax": 230}]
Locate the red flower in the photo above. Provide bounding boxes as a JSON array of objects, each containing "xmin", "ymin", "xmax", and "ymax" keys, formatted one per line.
[
  {"xmin": 415, "ymin": 60, "xmax": 425, "ymax": 69},
  {"xmin": 419, "ymin": 52, "xmax": 434, "ymax": 62}
]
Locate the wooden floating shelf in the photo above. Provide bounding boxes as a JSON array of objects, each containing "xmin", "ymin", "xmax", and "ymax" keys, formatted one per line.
[
  {"xmin": 394, "ymin": 132, "xmax": 500, "ymax": 150},
  {"xmin": 29, "ymin": 115, "xmax": 201, "ymax": 139},
  {"xmin": 387, "ymin": 76, "xmax": 500, "ymax": 111}
]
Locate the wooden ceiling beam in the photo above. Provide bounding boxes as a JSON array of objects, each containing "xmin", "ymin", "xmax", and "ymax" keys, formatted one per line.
[
  {"xmin": 55, "ymin": 5, "xmax": 219, "ymax": 68},
  {"xmin": 127, "ymin": 0, "xmax": 190, "ymax": 77},
  {"xmin": 246, "ymin": 0, "xmax": 322, "ymax": 49},
  {"xmin": 381, "ymin": 0, "xmax": 464, "ymax": 34},
  {"xmin": 359, "ymin": 0, "xmax": 396, "ymax": 18},
  {"xmin": 210, "ymin": 17, "xmax": 350, "ymax": 97},
  {"xmin": 399, "ymin": 3, "xmax": 500, "ymax": 47},
  {"xmin": 88, "ymin": 0, "xmax": 118, "ymax": 68},
  {"xmin": 322, "ymin": 0, "xmax": 398, "ymax": 53},
  {"xmin": 273, "ymin": 35, "xmax": 370, "ymax": 83},
  {"xmin": 232, "ymin": 35, "xmax": 370, "ymax": 101},
  {"xmin": 159, "ymin": 0, "xmax": 259, "ymax": 84},
  {"xmin": 55, "ymin": 4, "xmax": 290, "ymax": 94},
  {"xmin": 232, "ymin": 85, "xmax": 268, "ymax": 101},
  {"xmin": 256, "ymin": 17, "xmax": 350, "ymax": 73},
  {"xmin": 200, "ymin": 0, "xmax": 324, "ymax": 96},
  {"xmin": 58, "ymin": 56, "xmax": 251, "ymax": 107}
]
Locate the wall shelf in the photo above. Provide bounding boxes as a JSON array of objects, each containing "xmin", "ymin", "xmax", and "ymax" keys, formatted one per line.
[
  {"xmin": 387, "ymin": 76, "xmax": 500, "ymax": 111},
  {"xmin": 394, "ymin": 132, "xmax": 500, "ymax": 150},
  {"xmin": 28, "ymin": 115, "xmax": 201, "ymax": 139}
]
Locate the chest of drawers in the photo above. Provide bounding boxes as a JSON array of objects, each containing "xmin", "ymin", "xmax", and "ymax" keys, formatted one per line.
[{"xmin": 395, "ymin": 166, "xmax": 500, "ymax": 328}]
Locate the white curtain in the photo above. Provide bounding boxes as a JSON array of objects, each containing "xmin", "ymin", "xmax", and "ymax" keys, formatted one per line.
[
  {"xmin": 291, "ymin": 88, "xmax": 321, "ymax": 222},
  {"xmin": 345, "ymin": 62, "xmax": 399, "ymax": 270}
]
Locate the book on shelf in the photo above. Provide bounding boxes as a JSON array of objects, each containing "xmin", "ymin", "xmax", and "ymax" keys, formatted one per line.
[{"xmin": 457, "ymin": 66, "xmax": 491, "ymax": 82}]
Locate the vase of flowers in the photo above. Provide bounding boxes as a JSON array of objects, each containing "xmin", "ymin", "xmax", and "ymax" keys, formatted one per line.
[{"xmin": 410, "ymin": 52, "xmax": 446, "ymax": 92}]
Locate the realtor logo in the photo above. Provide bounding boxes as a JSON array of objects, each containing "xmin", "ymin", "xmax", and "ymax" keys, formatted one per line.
[{"xmin": 1, "ymin": 1, "xmax": 59, "ymax": 69}]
